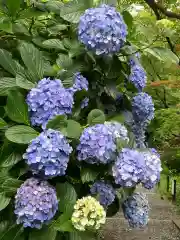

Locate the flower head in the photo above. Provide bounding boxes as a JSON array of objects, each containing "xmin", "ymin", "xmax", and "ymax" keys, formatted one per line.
[
  {"xmin": 132, "ymin": 93, "xmax": 154, "ymax": 124},
  {"xmin": 14, "ymin": 178, "xmax": 58, "ymax": 229},
  {"xmin": 77, "ymin": 124, "xmax": 117, "ymax": 164},
  {"xmin": 68, "ymin": 72, "xmax": 89, "ymax": 94},
  {"xmin": 122, "ymin": 193, "xmax": 149, "ymax": 228},
  {"xmin": 71, "ymin": 196, "xmax": 106, "ymax": 231},
  {"xmin": 112, "ymin": 148, "xmax": 145, "ymax": 187},
  {"xmin": 78, "ymin": 4, "xmax": 127, "ymax": 55},
  {"xmin": 142, "ymin": 149, "xmax": 162, "ymax": 189},
  {"xmin": 90, "ymin": 181, "xmax": 115, "ymax": 207},
  {"xmin": 129, "ymin": 64, "xmax": 147, "ymax": 91},
  {"xmin": 27, "ymin": 78, "xmax": 74, "ymax": 129},
  {"xmin": 23, "ymin": 129, "xmax": 72, "ymax": 178}
]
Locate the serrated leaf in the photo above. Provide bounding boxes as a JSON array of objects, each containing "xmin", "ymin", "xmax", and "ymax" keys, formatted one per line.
[
  {"xmin": 45, "ymin": 1, "xmax": 63, "ymax": 13},
  {"xmin": 19, "ymin": 42, "xmax": 44, "ymax": 82},
  {"xmin": 65, "ymin": 120, "xmax": 82, "ymax": 139},
  {"xmin": 0, "ymin": 78, "xmax": 17, "ymax": 96},
  {"xmin": 29, "ymin": 227, "xmax": 57, "ymax": 240},
  {"xmin": 56, "ymin": 182, "xmax": 77, "ymax": 213},
  {"xmin": 5, "ymin": 125, "xmax": 39, "ymax": 144},
  {"xmin": 1, "ymin": 152, "xmax": 22, "ymax": 168},
  {"xmin": 87, "ymin": 109, "xmax": 106, "ymax": 125},
  {"xmin": 0, "ymin": 193, "xmax": 11, "ymax": 211},
  {"xmin": 6, "ymin": 90, "xmax": 30, "ymax": 125},
  {"xmin": 16, "ymin": 72, "xmax": 35, "ymax": 90},
  {"xmin": 0, "ymin": 118, "xmax": 7, "ymax": 128},
  {"xmin": 1, "ymin": 178, "xmax": 23, "ymax": 195},
  {"xmin": 42, "ymin": 39, "xmax": 66, "ymax": 50},
  {"xmin": 81, "ymin": 168, "xmax": 99, "ymax": 183},
  {"xmin": 56, "ymin": 54, "xmax": 73, "ymax": 69}
]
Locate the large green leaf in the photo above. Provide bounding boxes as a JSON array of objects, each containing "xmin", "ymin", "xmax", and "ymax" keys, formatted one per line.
[
  {"xmin": 0, "ymin": 78, "xmax": 17, "ymax": 96},
  {"xmin": 65, "ymin": 120, "xmax": 82, "ymax": 139},
  {"xmin": 56, "ymin": 54, "xmax": 73, "ymax": 69},
  {"xmin": 29, "ymin": 227, "xmax": 57, "ymax": 240},
  {"xmin": 87, "ymin": 109, "xmax": 106, "ymax": 125},
  {"xmin": 0, "ymin": 193, "xmax": 11, "ymax": 211},
  {"xmin": 42, "ymin": 39, "xmax": 66, "ymax": 50},
  {"xmin": 1, "ymin": 178, "xmax": 23, "ymax": 195},
  {"xmin": 6, "ymin": 0, "xmax": 21, "ymax": 16},
  {"xmin": 16, "ymin": 72, "xmax": 35, "ymax": 90},
  {"xmin": 56, "ymin": 182, "xmax": 77, "ymax": 213},
  {"xmin": 122, "ymin": 10, "xmax": 133, "ymax": 30},
  {"xmin": 0, "ymin": 225, "xmax": 23, "ymax": 240},
  {"xmin": 0, "ymin": 152, "xmax": 22, "ymax": 168},
  {"xmin": 6, "ymin": 90, "xmax": 30, "ymax": 125},
  {"xmin": 0, "ymin": 118, "xmax": 7, "ymax": 128},
  {"xmin": 5, "ymin": 125, "xmax": 39, "ymax": 144},
  {"xmin": 52, "ymin": 213, "xmax": 74, "ymax": 232},
  {"xmin": 46, "ymin": 115, "xmax": 67, "ymax": 130},
  {"xmin": 0, "ymin": 50, "xmax": 22, "ymax": 76},
  {"xmin": 81, "ymin": 168, "xmax": 99, "ymax": 183},
  {"xmin": 19, "ymin": 42, "xmax": 44, "ymax": 82}
]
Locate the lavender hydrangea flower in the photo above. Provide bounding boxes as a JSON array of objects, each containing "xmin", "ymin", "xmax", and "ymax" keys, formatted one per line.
[
  {"xmin": 14, "ymin": 178, "xmax": 58, "ymax": 229},
  {"xmin": 129, "ymin": 52, "xmax": 141, "ymax": 67},
  {"xmin": 68, "ymin": 72, "xmax": 89, "ymax": 94},
  {"xmin": 112, "ymin": 148, "xmax": 145, "ymax": 187},
  {"xmin": 77, "ymin": 124, "xmax": 117, "ymax": 164},
  {"xmin": 141, "ymin": 149, "xmax": 162, "ymax": 189},
  {"xmin": 90, "ymin": 181, "xmax": 116, "ymax": 207},
  {"xmin": 27, "ymin": 78, "xmax": 74, "ymax": 129},
  {"xmin": 129, "ymin": 64, "xmax": 147, "ymax": 91},
  {"xmin": 23, "ymin": 129, "xmax": 72, "ymax": 178},
  {"xmin": 122, "ymin": 193, "xmax": 149, "ymax": 228},
  {"xmin": 132, "ymin": 93, "xmax": 154, "ymax": 124},
  {"xmin": 78, "ymin": 4, "xmax": 128, "ymax": 55}
]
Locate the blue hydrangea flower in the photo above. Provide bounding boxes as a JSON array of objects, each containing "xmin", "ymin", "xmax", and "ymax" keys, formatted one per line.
[
  {"xmin": 90, "ymin": 181, "xmax": 116, "ymax": 207},
  {"xmin": 129, "ymin": 64, "xmax": 147, "ymax": 91},
  {"xmin": 23, "ymin": 129, "xmax": 72, "ymax": 178},
  {"xmin": 77, "ymin": 124, "xmax": 117, "ymax": 164},
  {"xmin": 122, "ymin": 193, "xmax": 149, "ymax": 228},
  {"xmin": 68, "ymin": 72, "xmax": 89, "ymax": 94},
  {"xmin": 14, "ymin": 178, "xmax": 58, "ymax": 229},
  {"xmin": 141, "ymin": 149, "xmax": 162, "ymax": 189},
  {"xmin": 78, "ymin": 4, "xmax": 128, "ymax": 55},
  {"xmin": 131, "ymin": 124, "xmax": 146, "ymax": 148},
  {"xmin": 132, "ymin": 93, "xmax": 154, "ymax": 124},
  {"xmin": 129, "ymin": 52, "xmax": 141, "ymax": 67},
  {"xmin": 112, "ymin": 148, "xmax": 145, "ymax": 187},
  {"xmin": 27, "ymin": 78, "xmax": 74, "ymax": 129}
]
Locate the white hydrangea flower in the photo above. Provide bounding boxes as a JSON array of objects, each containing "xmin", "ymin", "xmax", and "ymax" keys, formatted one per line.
[{"xmin": 71, "ymin": 196, "xmax": 106, "ymax": 231}]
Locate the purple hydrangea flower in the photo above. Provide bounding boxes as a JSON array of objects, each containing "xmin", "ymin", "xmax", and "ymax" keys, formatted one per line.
[
  {"xmin": 129, "ymin": 64, "xmax": 147, "ymax": 91},
  {"xmin": 90, "ymin": 181, "xmax": 116, "ymax": 207},
  {"xmin": 14, "ymin": 178, "xmax": 58, "ymax": 229},
  {"xmin": 78, "ymin": 4, "xmax": 128, "ymax": 55},
  {"xmin": 132, "ymin": 93, "xmax": 154, "ymax": 124},
  {"xmin": 23, "ymin": 129, "xmax": 72, "ymax": 178},
  {"xmin": 105, "ymin": 121, "xmax": 129, "ymax": 143},
  {"xmin": 129, "ymin": 52, "xmax": 141, "ymax": 66},
  {"xmin": 141, "ymin": 149, "xmax": 162, "ymax": 189},
  {"xmin": 27, "ymin": 78, "xmax": 74, "ymax": 129},
  {"xmin": 77, "ymin": 124, "xmax": 117, "ymax": 164},
  {"xmin": 112, "ymin": 148, "xmax": 145, "ymax": 187},
  {"xmin": 131, "ymin": 124, "xmax": 146, "ymax": 148},
  {"xmin": 122, "ymin": 193, "xmax": 149, "ymax": 228}
]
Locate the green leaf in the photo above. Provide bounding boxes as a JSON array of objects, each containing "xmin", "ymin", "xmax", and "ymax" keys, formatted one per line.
[
  {"xmin": 0, "ymin": 78, "xmax": 17, "ymax": 96},
  {"xmin": 122, "ymin": 11, "xmax": 133, "ymax": 29},
  {"xmin": 46, "ymin": 115, "xmax": 67, "ymax": 130},
  {"xmin": 87, "ymin": 109, "xmax": 106, "ymax": 125},
  {"xmin": 0, "ymin": 19, "xmax": 12, "ymax": 33},
  {"xmin": 6, "ymin": 90, "xmax": 30, "ymax": 125},
  {"xmin": 0, "ymin": 118, "xmax": 7, "ymax": 128},
  {"xmin": 45, "ymin": 1, "xmax": 63, "ymax": 13},
  {"xmin": 81, "ymin": 168, "xmax": 99, "ymax": 183},
  {"xmin": 19, "ymin": 42, "xmax": 44, "ymax": 82},
  {"xmin": 6, "ymin": 0, "xmax": 21, "ymax": 16},
  {"xmin": 48, "ymin": 24, "xmax": 68, "ymax": 35},
  {"xmin": 18, "ymin": 9, "xmax": 45, "ymax": 19},
  {"xmin": 16, "ymin": 72, "xmax": 35, "ymax": 90},
  {"xmin": 0, "ymin": 193, "xmax": 11, "ymax": 211},
  {"xmin": 65, "ymin": 120, "xmax": 82, "ymax": 139},
  {"xmin": 0, "ymin": 49, "xmax": 22, "ymax": 76},
  {"xmin": 1, "ymin": 152, "xmax": 22, "ymax": 168},
  {"xmin": 56, "ymin": 54, "xmax": 73, "ymax": 69},
  {"xmin": 56, "ymin": 182, "xmax": 77, "ymax": 213},
  {"xmin": 5, "ymin": 125, "xmax": 39, "ymax": 144},
  {"xmin": 0, "ymin": 225, "xmax": 23, "ymax": 240},
  {"xmin": 42, "ymin": 39, "xmax": 66, "ymax": 50},
  {"xmin": 29, "ymin": 227, "xmax": 57, "ymax": 240},
  {"xmin": 69, "ymin": 231, "xmax": 96, "ymax": 240},
  {"xmin": 109, "ymin": 114, "xmax": 125, "ymax": 124},
  {"xmin": 1, "ymin": 178, "xmax": 23, "ymax": 195},
  {"xmin": 53, "ymin": 217, "xmax": 74, "ymax": 232}
]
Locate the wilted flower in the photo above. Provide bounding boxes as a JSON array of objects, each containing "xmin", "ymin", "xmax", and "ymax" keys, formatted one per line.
[
  {"xmin": 26, "ymin": 78, "xmax": 74, "ymax": 129},
  {"xmin": 90, "ymin": 181, "xmax": 115, "ymax": 207},
  {"xmin": 129, "ymin": 64, "xmax": 147, "ymax": 92},
  {"xmin": 112, "ymin": 148, "xmax": 145, "ymax": 187},
  {"xmin": 132, "ymin": 92, "xmax": 154, "ymax": 124},
  {"xmin": 78, "ymin": 4, "xmax": 127, "ymax": 55},
  {"xmin": 77, "ymin": 124, "xmax": 117, "ymax": 164},
  {"xmin": 71, "ymin": 196, "xmax": 106, "ymax": 231},
  {"xmin": 23, "ymin": 129, "xmax": 72, "ymax": 178},
  {"xmin": 122, "ymin": 192, "xmax": 150, "ymax": 228},
  {"xmin": 14, "ymin": 178, "xmax": 58, "ymax": 229},
  {"xmin": 142, "ymin": 149, "xmax": 162, "ymax": 189}
]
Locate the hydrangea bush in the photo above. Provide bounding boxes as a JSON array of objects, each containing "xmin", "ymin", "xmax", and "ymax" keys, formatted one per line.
[{"xmin": 0, "ymin": 1, "xmax": 163, "ymax": 239}]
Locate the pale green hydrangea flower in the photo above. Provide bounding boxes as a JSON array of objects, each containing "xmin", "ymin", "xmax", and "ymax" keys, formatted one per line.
[{"xmin": 71, "ymin": 196, "xmax": 106, "ymax": 231}]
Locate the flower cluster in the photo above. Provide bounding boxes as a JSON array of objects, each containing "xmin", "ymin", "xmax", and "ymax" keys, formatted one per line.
[
  {"xmin": 122, "ymin": 193, "xmax": 150, "ymax": 228},
  {"xmin": 129, "ymin": 52, "xmax": 141, "ymax": 67},
  {"xmin": 23, "ymin": 129, "xmax": 72, "ymax": 178},
  {"xmin": 77, "ymin": 124, "xmax": 117, "ymax": 164},
  {"xmin": 90, "ymin": 181, "xmax": 116, "ymax": 207},
  {"xmin": 68, "ymin": 72, "xmax": 89, "ymax": 94},
  {"xmin": 71, "ymin": 196, "xmax": 106, "ymax": 231},
  {"xmin": 26, "ymin": 78, "xmax": 74, "ymax": 129},
  {"xmin": 129, "ymin": 64, "xmax": 147, "ymax": 92},
  {"xmin": 78, "ymin": 4, "xmax": 127, "ymax": 55},
  {"xmin": 112, "ymin": 148, "xmax": 145, "ymax": 187},
  {"xmin": 14, "ymin": 178, "xmax": 58, "ymax": 229},
  {"xmin": 142, "ymin": 150, "xmax": 162, "ymax": 189},
  {"xmin": 132, "ymin": 93, "xmax": 154, "ymax": 124}
]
